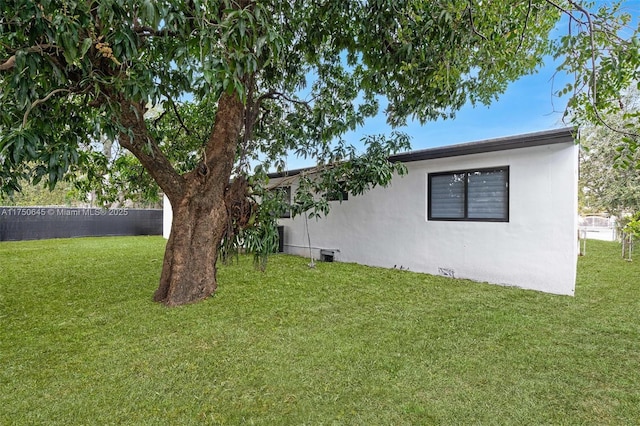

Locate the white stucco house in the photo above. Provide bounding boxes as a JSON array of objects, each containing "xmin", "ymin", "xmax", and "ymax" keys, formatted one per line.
[
  {"xmin": 267, "ymin": 128, "xmax": 579, "ymax": 296},
  {"xmin": 163, "ymin": 128, "xmax": 578, "ymax": 296}
]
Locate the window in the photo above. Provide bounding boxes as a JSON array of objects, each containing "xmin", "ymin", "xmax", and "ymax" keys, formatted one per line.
[
  {"xmin": 271, "ymin": 186, "xmax": 291, "ymax": 218},
  {"xmin": 428, "ymin": 167, "xmax": 509, "ymax": 221}
]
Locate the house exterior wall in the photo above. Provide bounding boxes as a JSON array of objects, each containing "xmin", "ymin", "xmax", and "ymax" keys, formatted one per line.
[
  {"xmin": 163, "ymin": 194, "xmax": 171, "ymax": 239},
  {"xmin": 273, "ymin": 140, "xmax": 578, "ymax": 296}
]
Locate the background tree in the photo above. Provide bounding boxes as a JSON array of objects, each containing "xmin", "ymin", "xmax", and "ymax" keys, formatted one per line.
[
  {"xmin": 579, "ymin": 86, "xmax": 640, "ymax": 217},
  {"xmin": 554, "ymin": 1, "xmax": 640, "ymax": 161},
  {"xmin": 1, "ymin": 1, "xmax": 639, "ymax": 306},
  {"xmin": 0, "ymin": 178, "xmax": 78, "ymax": 206}
]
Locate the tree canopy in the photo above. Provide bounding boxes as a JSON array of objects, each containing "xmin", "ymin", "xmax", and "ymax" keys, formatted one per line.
[
  {"xmin": 1, "ymin": 0, "xmax": 639, "ymax": 305},
  {"xmin": 0, "ymin": 0, "xmax": 564, "ymax": 193}
]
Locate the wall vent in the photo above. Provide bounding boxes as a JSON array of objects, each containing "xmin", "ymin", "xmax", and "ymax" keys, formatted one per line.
[{"xmin": 320, "ymin": 249, "xmax": 335, "ymax": 262}]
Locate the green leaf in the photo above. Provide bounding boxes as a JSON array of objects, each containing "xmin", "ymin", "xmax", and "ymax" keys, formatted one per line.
[
  {"xmin": 239, "ymin": 20, "xmax": 246, "ymax": 38},
  {"xmin": 13, "ymin": 135, "xmax": 24, "ymax": 163},
  {"xmin": 80, "ymin": 37, "xmax": 93, "ymax": 58},
  {"xmin": 60, "ymin": 33, "xmax": 78, "ymax": 64},
  {"xmin": 26, "ymin": 143, "xmax": 37, "ymax": 159},
  {"xmin": 143, "ymin": 0, "xmax": 156, "ymax": 26},
  {"xmin": 48, "ymin": 170, "xmax": 57, "ymax": 186}
]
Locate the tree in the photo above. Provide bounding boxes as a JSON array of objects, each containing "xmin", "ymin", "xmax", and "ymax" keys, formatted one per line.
[
  {"xmin": 0, "ymin": 177, "xmax": 78, "ymax": 206},
  {"xmin": 555, "ymin": 2, "xmax": 640, "ymax": 142},
  {"xmin": 1, "ymin": 1, "xmax": 638, "ymax": 306},
  {"xmin": 579, "ymin": 87, "xmax": 640, "ymax": 217}
]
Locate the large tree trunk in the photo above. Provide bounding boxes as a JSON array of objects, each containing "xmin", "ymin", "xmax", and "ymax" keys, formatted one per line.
[
  {"xmin": 153, "ymin": 191, "xmax": 229, "ymax": 306},
  {"xmin": 117, "ymin": 92, "xmax": 245, "ymax": 306},
  {"xmin": 153, "ymin": 93, "xmax": 244, "ymax": 306}
]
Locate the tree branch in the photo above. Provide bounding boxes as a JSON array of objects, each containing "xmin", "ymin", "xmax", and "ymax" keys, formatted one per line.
[
  {"xmin": 0, "ymin": 55, "xmax": 15, "ymax": 71},
  {"xmin": 466, "ymin": 0, "xmax": 488, "ymax": 41},
  {"xmin": 115, "ymin": 97, "xmax": 186, "ymax": 200},
  {"xmin": 544, "ymin": 0, "xmax": 587, "ymax": 25},
  {"xmin": 198, "ymin": 92, "xmax": 244, "ymax": 188},
  {"xmin": 168, "ymin": 98, "xmax": 192, "ymax": 136},
  {"xmin": 516, "ymin": 0, "xmax": 533, "ymax": 53},
  {"xmin": 22, "ymin": 88, "xmax": 71, "ymax": 127},
  {"xmin": 257, "ymin": 90, "xmax": 312, "ymax": 111},
  {"xmin": 567, "ymin": 0, "xmax": 598, "ymax": 105},
  {"xmin": 547, "ymin": 0, "xmax": 638, "ymax": 139},
  {"xmin": 0, "ymin": 44, "xmax": 56, "ymax": 71}
]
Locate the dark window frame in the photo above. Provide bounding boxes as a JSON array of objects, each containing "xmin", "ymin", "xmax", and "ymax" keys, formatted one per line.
[{"xmin": 428, "ymin": 166, "xmax": 509, "ymax": 222}]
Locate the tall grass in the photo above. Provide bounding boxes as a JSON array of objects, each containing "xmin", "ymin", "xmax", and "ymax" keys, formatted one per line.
[{"xmin": 1, "ymin": 237, "xmax": 639, "ymax": 424}]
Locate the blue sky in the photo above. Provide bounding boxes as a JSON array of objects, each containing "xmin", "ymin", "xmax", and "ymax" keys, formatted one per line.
[
  {"xmin": 284, "ymin": 54, "xmax": 573, "ymax": 171},
  {"xmin": 283, "ymin": 0, "xmax": 640, "ymax": 170},
  {"xmin": 282, "ymin": 50, "xmax": 574, "ymax": 172},
  {"xmin": 344, "ymin": 56, "xmax": 572, "ymax": 149}
]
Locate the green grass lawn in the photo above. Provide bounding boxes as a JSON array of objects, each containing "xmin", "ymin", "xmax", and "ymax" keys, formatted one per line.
[{"xmin": 1, "ymin": 237, "xmax": 639, "ymax": 425}]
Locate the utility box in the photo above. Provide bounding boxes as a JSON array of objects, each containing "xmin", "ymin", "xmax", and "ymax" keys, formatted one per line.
[{"xmin": 320, "ymin": 249, "xmax": 335, "ymax": 262}]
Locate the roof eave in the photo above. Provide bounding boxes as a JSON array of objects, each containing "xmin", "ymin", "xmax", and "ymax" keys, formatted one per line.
[
  {"xmin": 388, "ymin": 127, "xmax": 576, "ymax": 163},
  {"xmin": 268, "ymin": 127, "xmax": 577, "ymax": 179}
]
